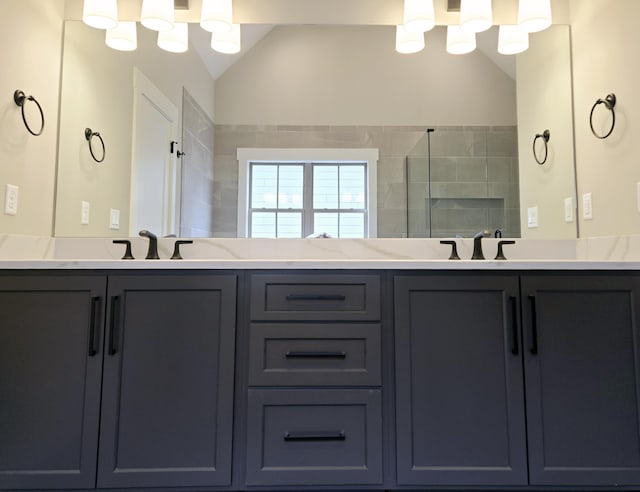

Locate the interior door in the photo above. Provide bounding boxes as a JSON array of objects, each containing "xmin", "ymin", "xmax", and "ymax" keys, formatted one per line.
[{"xmin": 130, "ymin": 68, "xmax": 179, "ymax": 237}]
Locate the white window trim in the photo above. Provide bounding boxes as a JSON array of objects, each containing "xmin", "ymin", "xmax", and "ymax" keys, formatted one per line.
[{"xmin": 237, "ymin": 148, "xmax": 379, "ymax": 238}]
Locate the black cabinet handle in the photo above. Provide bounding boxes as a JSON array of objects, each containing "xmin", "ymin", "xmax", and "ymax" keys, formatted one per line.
[
  {"xmin": 285, "ymin": 294, "xmax": 346, "ymax": 301},
  {"xmin": 88, "ymin": 296, "xmax": 102, "ymax": 357},
  {"xmin": 284, "ymin": 430, "xmax": 346, "ymax": 441},
  {"xmin": 509, "ymin": 296, "xmax": 519, "ymax": 355},
  {"xmin": 529, "ymin": 295, "xmax": 538, "ymax": 355},
  {"xmin": 285, "ymin": 351, "xmax": 346, "ymax": 359},
  {"xmin": 108, "ymin": 296, "xmax": 120, "ymax": 355}
]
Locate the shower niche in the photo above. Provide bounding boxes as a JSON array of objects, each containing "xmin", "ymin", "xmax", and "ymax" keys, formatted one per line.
[{"xmin": 406, "ymin": 126, "xmax": 521, "ymax": 238}]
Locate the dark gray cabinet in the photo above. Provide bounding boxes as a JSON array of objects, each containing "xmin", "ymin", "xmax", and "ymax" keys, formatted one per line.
[
  {"xmin": 521, "ymin": 275, "xmax": 640, "ymax": 486},
  {"xmin": 97, "ymin": 274, "xmax": 236, "ymax": 488},
  {"xmin": 0, "ymin": 275, "xmax": 106, "ymax": 490},
  {"xmin": 394, "ymin": 275, "xmax": 528, "ymax": 486}
]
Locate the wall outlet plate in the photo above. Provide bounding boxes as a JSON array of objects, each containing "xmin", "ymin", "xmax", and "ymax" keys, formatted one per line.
[
  {"xmin": 564, "ymin": 197, "xmax": 574, "ymax": 222},
  {"xmin": 81, "ymin": 201, "xmax": 90, "ymax": 225},
  {"xmin": 527, "ymin": 206, "xmax": 538, "ymax": 228},
  {"xmin": 4, "ymin": 184, "xmax": 18, "ymax": 216},
  {"xmin": 582, "ymin": 192, "xmax": 593, "ymax": 220}
]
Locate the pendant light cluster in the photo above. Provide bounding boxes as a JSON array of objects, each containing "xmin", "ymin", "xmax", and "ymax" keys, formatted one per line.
[
  {"xmin": 82, "ymin": 0, "xmax": 241, "ymax": 54},
  {"xmin": 396, "ymin": 0, "xmax": 552, "ymax": 56}
]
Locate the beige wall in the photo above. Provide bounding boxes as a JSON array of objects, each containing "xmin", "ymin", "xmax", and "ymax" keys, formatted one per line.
[
  {"xmin": 570, "ymin": 0, "xmax": 640, "ymax": 237},
  {"xmin": 517, "ymin": 26, "xmax": 577, "ymax": 239},
  {"xmin": 215, "ymin": 25, "xmax": 517, "ymax": 126},
  {"xmin": 0, "ymin": 0, "xmax": 65, "ymax": 236},
  {"xmin": 55, "ymin": 21, "xmax": 215, "ymax": 237}
]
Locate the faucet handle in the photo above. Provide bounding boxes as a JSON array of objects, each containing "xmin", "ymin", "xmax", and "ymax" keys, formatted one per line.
[
  {"xmin": 113, "ymin": 240, "xmax": 134, "ymax": 260},
  {"xmin": 171, "ymin": 240, "xmax": 193, "ymax": 260},
  {"xmin": 495, "ymin": 240, "xmax": 516, "ymax": 260},
  {"xmin": 440, "ymin": 240, "xmax": 460, "ymax": 260}
]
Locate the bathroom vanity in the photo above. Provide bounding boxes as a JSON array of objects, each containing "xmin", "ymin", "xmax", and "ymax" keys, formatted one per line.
[{"xmin": 1, "ymin": 248, "xmax": 640, "ymax": 491}]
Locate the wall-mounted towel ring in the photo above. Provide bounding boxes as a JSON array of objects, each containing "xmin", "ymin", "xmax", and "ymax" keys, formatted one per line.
[
  {"xmin": 13, "ymin": 90, "xmax": 44, "ymax": 136},
  {"xmin": 533, "ymin": 129, "xmax": 550, "ymax": 165},
  {"xmin": 85, "ymin": 128, "xmax": 106, "ymax": 163},
  {"xmin": 589, "ymin": 93, "xmax": 616, "ymax": 139}
]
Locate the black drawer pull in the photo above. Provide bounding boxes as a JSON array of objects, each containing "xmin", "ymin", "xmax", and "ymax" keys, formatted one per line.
[
  {"xmin": 509, "ymin": 296, "xmax": 519, "ymax": 355},
  {"xmin": 284, "ymin": 430, "xmax": 346, "ymax": 441},
  {"xmin": 88, "ymin": 296, "xmax": 102, "ymax": 357},
  {"xmin": 529, "ymin": 295, "xmax": 538, "ymax": 355},
  {"xmin": 285, "ymin": 294, "xmax": 346, "ymax": 301},
  {"xmin": 286, "ymin": 351, "xmax": 347, "ymax": 359},
  {"xmin": 108, "ymin": 296, "xmax": 120, "ymax": 356}
]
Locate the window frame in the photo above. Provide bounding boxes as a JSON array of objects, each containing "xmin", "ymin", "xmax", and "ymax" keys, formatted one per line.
[{"xmin": 237, "ymin": 148, "xmax": 378, "ymax": 238}]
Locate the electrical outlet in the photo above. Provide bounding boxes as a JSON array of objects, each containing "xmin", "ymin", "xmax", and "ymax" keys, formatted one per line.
[
  {"xmin": 527, "ymin": 206, "xmax": 538, "ymax": 228},
  {"xmin": 81, "ymin": 201, "xmax": 90, "ymax": 225},
  {"xmin": 564, "ymin": 197, "xmax": 574, "ymax": 222},
  {"xmin": 109, "ymin": 208, "xmax": 120, "ymax": 230},
  {"xmin": 4, "ymin": 184, "xmax": 18, "ymax": 216},
  {"xmin": 582, "ymin": 192, "xmax": 593, "ymax": 220}
]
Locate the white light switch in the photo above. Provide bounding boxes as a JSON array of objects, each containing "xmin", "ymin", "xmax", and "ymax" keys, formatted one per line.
[
  {"xmin": 527, "ymin": 206, "xmax": 538, "ymax": 228},
  {"xmin": 582, "ymin": 192, "xmax": 593, "ymax": 220},
  {"xmin": 109, "ymin": 208, "xmax": 120, "ymax": 230},
  {"xmin": 4, "ymin": 184, "xmax": 18, "ymax": 216},
  {"xmin": 564, "ymin": 197, "xmax": 574, "ymax": 222},
  {"xmin": 81, "ymin": 201, "xmax": 90, "ymax": 225}
]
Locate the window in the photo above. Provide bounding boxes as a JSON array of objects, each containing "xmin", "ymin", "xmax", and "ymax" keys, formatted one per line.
[{"xmin": 238, "ymin": 149, "xmax": 378, "ymax": 238}]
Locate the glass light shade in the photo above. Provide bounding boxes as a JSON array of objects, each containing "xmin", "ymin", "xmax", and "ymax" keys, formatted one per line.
[
  {"xmin": 105, "ymin": 22, "xmax": 137, "ymax": 51},
  {"xmin": 211, "ymin": 24, "xmax": 241, "ymax": 54},
  {"xmin": 201, "ymin": 0, "xmax": 233, "ymax": 33},
  {"xmin": 518, "ymin": 0, "xmax": 552, "ymax": 33},
  {"xmin": 460, "ymin": 0, "xmax": 493, "ymax": 33},
  {"xmin": 141, "ymin": 0, "xmax": 175, "ymax": 32},
  {"xmin": 158, "ymin": 23, "xmax": 188, "ymax": 53},
  {"xmin": 446, "ymin": 25, "xmax": 476, "ymax": 54},
  {"xmin": 83, "ymin": 0, "xmax": 118, "ymax": 29},
  {"xmin": 403, "ymin": 0, "xmax": 435, "ymax": 33},
  {"xmin": 395, "ymin": 25, "xmax": 425, "ymax": 54},
  {"xmin": 498, "ymin": 25, "xmax": 529, "ymax": 54}
]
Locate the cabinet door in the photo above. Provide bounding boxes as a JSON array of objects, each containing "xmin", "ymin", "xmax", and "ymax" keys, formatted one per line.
[
  {"xmin": 522, "ymin": 275, "xmax": 640, "ymax": 485},
  {"xmin": 97, "ymin": 274, "xmax": 236, "ymax": 488},
  {"xmin": 395, "ymin": 275, "xmax": 527, "ymax": 486},
  {"xmin": 0, "ymin": 275, "xmax": 106, "ymax": 489}
]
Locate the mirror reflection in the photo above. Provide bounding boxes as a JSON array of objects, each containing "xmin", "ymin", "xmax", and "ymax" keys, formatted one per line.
[{"xmin": 54, "ymin": 21, "xmax": 576, "ymax": 239}]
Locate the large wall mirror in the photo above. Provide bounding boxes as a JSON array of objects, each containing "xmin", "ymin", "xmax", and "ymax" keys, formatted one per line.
[{"xmin": 54, "ymin": 20, "xmax": 577, "ymax": 239}]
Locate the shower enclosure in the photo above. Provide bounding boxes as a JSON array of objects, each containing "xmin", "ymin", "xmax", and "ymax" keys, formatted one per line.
[{"xmin": 406, "ymin": 126, "xmax": 521, "ymax": 238}]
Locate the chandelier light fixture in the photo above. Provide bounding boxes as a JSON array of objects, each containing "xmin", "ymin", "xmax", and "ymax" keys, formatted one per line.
[
  {"xmin": 82, "ymin": 0, "xmax": 118, "ymax": 29},
  {"xmin": 140, "ymin": 0, "xmax": 175, "ymax": 32},
  {"xmin": 498, "ymin": 25, "xmax": 529, "ymax": 55},
  {"xmin": 395, "ymin": 25, "xmax": 425, "ymax": 54},
  {"xmin": 403, "ymin": 0, "xmax": 436, "ymax": 33},
  {"xmin": 446, "ymin": 25, "xmax": 476, "ymax": 55},
  {"xmin": 518, "ymin": 0, "xmax": 552, "ymax": 33},
  {"xmin": 211, "ymin": 24, "xmax": 242, "ymax": 54},
  {"xmin": 158, "ymin": 23, "xmax": 189, "ymax": 52},
  {"xmin": 105, "ymin": 22, "xmax": 138, "ymax": 51},
  {"xmin": 460, "ymin": 0, "xmax": 492, "ymax": 33},
  {"xmin": 201, "ymin": 0, "xmax": 234, "ymax": 33}
]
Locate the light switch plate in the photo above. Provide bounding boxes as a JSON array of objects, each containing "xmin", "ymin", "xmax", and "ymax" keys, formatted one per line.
[
  {"xmin": 4, "ymin": 184, "xmax": 18, "ymax": 216},
  {"xmin": 564, "ymin": 197, "xmax": 574, "ymax": 222},
  {"xmin": 527, "ymin": 206, "xmax": 538, "ymax": 228},
  {"xmin": 81, "ymin": 201, "xmax": 90, "ymax": 225},
  {"xmin": 109, "ymin": 208, "xmax": 120, "ymax": 230},
  {"xmin": 582, "ymin": 192, "xmax": 593, "ymax": 220}
]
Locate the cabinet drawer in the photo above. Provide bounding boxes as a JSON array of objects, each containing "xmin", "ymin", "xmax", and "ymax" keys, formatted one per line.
[
  {"xmin": 248, "ymin": 323, "xmax": 381, "ymax": 386},
  {"xmin": 246, "ymin": 389, "xmax": 383, "ymax": 486},
  {"xmin": 250, "ymin": 274, "xmax": 381, "ymax": 321}
]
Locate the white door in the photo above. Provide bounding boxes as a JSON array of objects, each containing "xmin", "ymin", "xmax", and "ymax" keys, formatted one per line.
[{"xmin": 129, "ymin": 68, "xmax": 180, "ymax": 237}]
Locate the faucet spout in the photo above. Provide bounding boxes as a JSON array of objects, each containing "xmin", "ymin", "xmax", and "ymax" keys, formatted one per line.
[
  {"xmin": 471, "ymin": 231, "xmax": 485, "ymax": 260},
  {"xmin": 139, "ymin": 229, "xmax": 160, "ymax": 259}
]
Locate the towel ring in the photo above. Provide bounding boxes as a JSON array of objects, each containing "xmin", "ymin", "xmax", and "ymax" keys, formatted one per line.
[
  {"xmin": 589, "ymin": 93, "xmax": 616, "ymax": 139},
  {"xmin": 13, "ymin": 90, "xmax": 44, "ymax": 136},
  {"xmin": 533, "ymin": 129, "xmax": 550, "ymax": 165},
  {"xmin": 85, "ymin": 128, "xmax": 106, "ymax": 163}
]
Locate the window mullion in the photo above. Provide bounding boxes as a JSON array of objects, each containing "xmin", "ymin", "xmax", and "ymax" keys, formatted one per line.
[{"xmin": 303, "ymin": 162, "xmax": 314, "ymax": 237}]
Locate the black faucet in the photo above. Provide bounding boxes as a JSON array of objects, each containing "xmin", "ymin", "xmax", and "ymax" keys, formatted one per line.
[
  {"xmin": 139, "ymin": 230, "xmax": 160, "ymax": 259},
  {"xmin": 471, "ymin": 231, "xmax": 485, "ymax": 260}
]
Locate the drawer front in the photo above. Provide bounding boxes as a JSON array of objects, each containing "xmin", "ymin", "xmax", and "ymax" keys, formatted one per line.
[
  {"xmin": 250, "ymin": 274, "xmax": 381, "ymax": 321},
  {"xmin": 246, "ymin": 389, "xmax": 383, "ymax": 486},
  {"xmin": 248, "ymin": 323, "xmax": 381, "ymax": 386}
]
